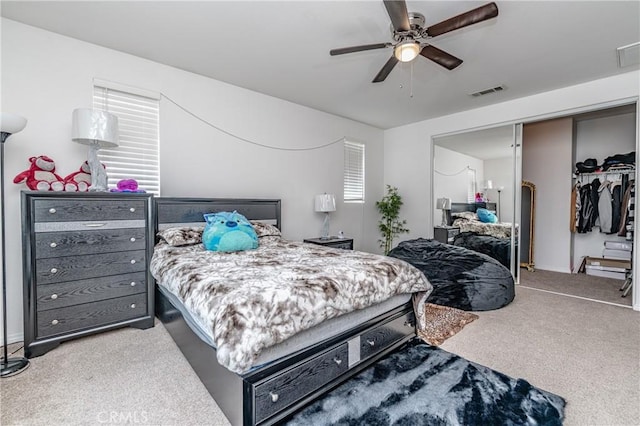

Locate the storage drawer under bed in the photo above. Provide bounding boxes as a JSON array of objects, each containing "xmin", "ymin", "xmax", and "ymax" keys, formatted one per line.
[{"xmin": 254, "ymin": 343, "xmax": 349, "ymax": 423}]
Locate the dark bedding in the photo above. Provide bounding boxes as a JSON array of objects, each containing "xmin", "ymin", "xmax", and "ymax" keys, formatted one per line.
[
  {"xmin": 452, "ymin": 231, "xmax": 515, "ymax": 269},
  {"xmin": 388, "ymin": 238, "xmax": 515, "ymax": 311}
]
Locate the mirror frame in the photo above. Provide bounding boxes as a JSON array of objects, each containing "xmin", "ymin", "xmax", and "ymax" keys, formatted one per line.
[{"xmin": 520, "ymin": 180, "xmax": 536, "ymax": 272}]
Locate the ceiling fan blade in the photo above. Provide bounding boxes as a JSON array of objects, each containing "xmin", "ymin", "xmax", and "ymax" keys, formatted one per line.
[
  {"xmin": 372, "ymin": 56, "xmax": 399, "ymax": 83},
  {"xmin": 426, "ymin": 2, "xmax": 499, "ymax": 37},
  {"xmin": 420, "ymin": 45, "xmax": 463, "ymax": 70},
  {"xmin": 330, "ymin": 43, "xmax": 391, "ymax": 56},
  {"xmin": 383, "ymin": 0, "xmax": 410, "ymax": 32}
]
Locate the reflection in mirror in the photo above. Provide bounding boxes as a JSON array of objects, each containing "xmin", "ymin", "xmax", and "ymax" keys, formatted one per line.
[{"xmin": 433, "ymin": 125, "xmax": 519, "ymax": 278}]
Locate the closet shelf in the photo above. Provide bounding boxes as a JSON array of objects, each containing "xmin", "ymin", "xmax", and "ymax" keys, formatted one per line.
[{"xmin": 573, "ymin": 169, "xmax": 635, "ymax": 179}]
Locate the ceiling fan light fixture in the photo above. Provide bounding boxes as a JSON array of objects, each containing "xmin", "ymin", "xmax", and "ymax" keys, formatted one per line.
[{"xmin": 394, "ymin": 40, "xmax": 420, "ymax": 62}]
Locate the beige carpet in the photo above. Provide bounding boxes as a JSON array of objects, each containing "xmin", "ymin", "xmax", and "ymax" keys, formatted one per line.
[
  {"xmin": 520, "ymin": 268, "xmax": 632, "ymax": 307},
  {"xmin": 2, "ymin": 287, "xmax": 638, "ymax": 426}
]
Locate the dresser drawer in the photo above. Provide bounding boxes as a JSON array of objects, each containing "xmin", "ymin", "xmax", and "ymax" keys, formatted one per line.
[
  {"xmin": 36, "ymin": 272, "xmax": 147, "ymax": 311},
  {"xmin": 255, "ymin": 343, "xmax": 349, "ymax": 423},
  {"xmin": 36, "ymin": 250, "xmax": 146, "ymax": 285},
  {"xmin": 33, "ymin": 199, "xmax": 146, "ymax": 222},
  {"xmin": 327, "ymin": 241, "xmax": 353, "ymax": 250},
  {"xmin": 37, "ymin": 293, "xmax": 148, "ymax": 338},
  {"xmin": 360, "ymin": 312, "xmax": 415, "ymax": 360},
  {"xmin": 35, "ymin": 228, "xmax": 146, "ymax": 258}
]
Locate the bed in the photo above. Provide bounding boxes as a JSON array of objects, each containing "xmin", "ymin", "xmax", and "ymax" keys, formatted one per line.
[
  {"xmin": 151, "ymin": 198, "xmax": 432, "ymax": 425},
  {"xmin": 448, "ymin": 202, "xmax": 517, "ymax": 269}
]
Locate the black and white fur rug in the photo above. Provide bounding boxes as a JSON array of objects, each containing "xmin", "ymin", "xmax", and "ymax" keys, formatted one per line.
[{"xmin": 286, "ymin": 339, "xmax": 566, "ymax": 425}]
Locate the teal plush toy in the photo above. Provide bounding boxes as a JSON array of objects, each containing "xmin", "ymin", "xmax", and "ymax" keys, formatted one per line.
[{"xmin": 202, "ymin": 211, "xmax": 258, "ymax": 252}]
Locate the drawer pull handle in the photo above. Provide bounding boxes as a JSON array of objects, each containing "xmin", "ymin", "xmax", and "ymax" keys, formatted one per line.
[
  {"xmin": 333, "ymin": 357, "xmax": 342, "ymax": 365},
  {"xmin": 51, "ymin": 294, "xmax": 58, "ymax": 300},
  {"xmin": 367, "ymin": 340, "xmax": 375, "ymax": 347},
  {"xmin": 404, "ymin": 321, "xmax": 413, "ymax": 327},
  {"xmin": 50, "ymin": 242, "xmax": 57, "ymax": 248},
  {"xmin": 49, "ymin": 208, "xmax": 56, "ymax": 214},
  {"xmin": 130, "ymin": 281, "xmax": 136, "ymax": 287},
  {"xmin": 130, "ymin": 237, "xmax": 136, "ymax": 242},
  {"xmin": 51, "ymin": 319, "xmax": 59, "ymax": 325},
  {"xmin": 130, "ymin": 207, "xmax": 136, "ymax": 213},
  {"xmin": 130, "ymin": 259, "xmax": 136, "ymax": 264},
  {"xmin": 83, "ymin": 223, "xmax": 106, "ymax": 228},
  {"xmin": 130, "ymin": 304, "xmax": 136, "ymax": 309},
  {"xmin": 269, "ymin": 392, "xmax": 279, "ymax": 403},
  {"xmin": 50, "ymin": 268, "xmax": 58, "ymax": 274}
]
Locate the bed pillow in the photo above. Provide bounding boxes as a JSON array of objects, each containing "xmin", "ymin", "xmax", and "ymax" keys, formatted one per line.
[
  {"xmin": 250, "ymin": 221, "xmax": 281, "ymax": 238},
  {"xmin": 203, "ymin": 211, "xmax": 258, "ymax": 252},
  {"xmin": 477, "ymin": 208, "xmax": 498, "ymax": 224},
  {"xmin": 157, "ymin": 226, "xmax": 204, "ymax": 247}
]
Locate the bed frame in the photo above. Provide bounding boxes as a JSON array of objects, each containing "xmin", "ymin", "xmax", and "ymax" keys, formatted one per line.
[{"xmin": 153, "ymin": 198, "xmax": 416, "ymax": 425}]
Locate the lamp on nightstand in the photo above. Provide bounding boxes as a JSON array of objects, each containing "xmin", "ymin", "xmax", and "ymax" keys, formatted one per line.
[
  {"xmin": 315, "ymin": 193, "xmax": 336, "ymax": 240},
  {"xmin": 436, "ymin": 197, "xmax": 451, "ymax": 226},
  {"xmin": 1, "ymin": 112, "xmax": 30, "ymax": 377}
]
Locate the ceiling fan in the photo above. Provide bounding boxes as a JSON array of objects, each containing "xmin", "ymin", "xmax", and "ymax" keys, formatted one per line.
[{"xmin": 330, "ymin": 1, "xmax": 499, "ymax": 83}]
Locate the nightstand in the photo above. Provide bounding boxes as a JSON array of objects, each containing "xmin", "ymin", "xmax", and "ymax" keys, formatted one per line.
[
  {"xmin": 21, "ymin": 191, "xmax": 155, "ymax": 358},
  {"xmin": 433, "ymin": 226, "xmax": 460, "ymax": 244},
  {"xmin": 303, "ymin": 237, "xmax": 354, "ymax": 250}
]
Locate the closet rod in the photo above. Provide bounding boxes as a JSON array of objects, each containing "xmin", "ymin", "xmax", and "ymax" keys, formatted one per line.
[{"xmin": 573, "ymin": 169, "xmax": 636, "ymax": 178}]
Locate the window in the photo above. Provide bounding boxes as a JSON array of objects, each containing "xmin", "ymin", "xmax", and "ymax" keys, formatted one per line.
[
  {"xmin": 344, "ymin": 140, "xmax": 365, "ymax": 202},
  {"xmin": 467, "ymin": 167, "xmax": 477, "ymax": 203},
  {"xmin": 93, "ymin": 82, "xmax": 160, "ymax": 195}
]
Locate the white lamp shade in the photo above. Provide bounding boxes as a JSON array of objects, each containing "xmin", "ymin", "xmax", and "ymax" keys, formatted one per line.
[
  {"xmin": 394, "ymin": 41, "xmax": 420, "ymax": 62},
  {"xmin": 436, "ymin": 197, "xmax": 451, "ymax": 210},
  {"xmin": 0, "ymin": 113, "xmax": 27, "ymax": 135},
  {"xmin": 72, "ymin": 108, "xmax": 119, "ymax": 148},
  {"xmin": 315, "ymin": 194, "xmax": 336, "ymax": 212}
]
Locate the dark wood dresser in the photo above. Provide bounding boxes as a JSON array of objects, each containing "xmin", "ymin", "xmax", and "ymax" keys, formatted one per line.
[{"xmin": 21, "ymin": 192, "xmax": 154, "ymax": 358}]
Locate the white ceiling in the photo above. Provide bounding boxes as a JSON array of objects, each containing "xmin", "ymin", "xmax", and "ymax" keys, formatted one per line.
[{"xmin": 2, "ymin": 1, "xmax": 639, "ymax": 129}]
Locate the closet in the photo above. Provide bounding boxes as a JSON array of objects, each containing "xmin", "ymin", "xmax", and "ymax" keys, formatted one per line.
[{"xmin": 522, "ymin": 103, "xmax": 637, "ymax": 306}]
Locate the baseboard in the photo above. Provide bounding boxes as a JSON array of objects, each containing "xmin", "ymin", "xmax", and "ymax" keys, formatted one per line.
[
  {"xmin": 531, "ymin": 265, "xmax": 572, "ymax": 274},
  {"xmin": 0, "ymin": 331, "xmax": 24, "ymax": 347}
]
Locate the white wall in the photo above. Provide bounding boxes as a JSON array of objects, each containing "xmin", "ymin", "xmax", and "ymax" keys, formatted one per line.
[
  {"xmin": 0, "ymin": 19, "xmax": 385, "ymax": 344},
  {"xmin": 572, "ymin": 112, "xmax": 636, "ymax": 268},
  {"xmin": 433, "ymin": 145, "xmax": 484, "ymax": 226},
  {"xmin": 484, "ymin": 157, "xmax": 514, "ymax": 223},
  {"xmin": 522, "ymin": 118, "xmax": 573, "ymax": 273},
  {"xmin": 384, "ymin": 70, "xmax": 640, "ymax": 310}
]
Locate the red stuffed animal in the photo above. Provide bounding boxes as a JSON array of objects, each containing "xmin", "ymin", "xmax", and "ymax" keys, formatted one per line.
[
  {"xmin": 13, "ymin": 155, "xmax": 65, "ymax": 191},
  {"xmin": 63, "ymin": 161, "xmax": 92, "ymax": 192}
]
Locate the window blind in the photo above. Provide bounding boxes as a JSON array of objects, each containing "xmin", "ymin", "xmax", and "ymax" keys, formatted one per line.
[
  {"xmin": 344, "ymin": 140, "xmax": 365, "ymax": 202},
  {"xmin": 93, "ymin": 85, "xmax": 160, "ymax": 195}
]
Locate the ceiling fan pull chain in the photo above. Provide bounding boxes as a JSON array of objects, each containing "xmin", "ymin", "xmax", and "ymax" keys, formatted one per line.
[{"xmin": 410, "ymin": 61, "xmax": 414, "ymax": 98}]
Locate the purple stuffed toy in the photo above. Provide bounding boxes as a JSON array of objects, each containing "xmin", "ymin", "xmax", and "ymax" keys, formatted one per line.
[{"xmin": 110, "ymin": 179, "xmax": 146, "ymax": 193}]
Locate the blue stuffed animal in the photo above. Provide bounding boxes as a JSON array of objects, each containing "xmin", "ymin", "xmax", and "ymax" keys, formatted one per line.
[{"xmin": 202, "ymin": 211, "xmax": 258, "ymax": 252}]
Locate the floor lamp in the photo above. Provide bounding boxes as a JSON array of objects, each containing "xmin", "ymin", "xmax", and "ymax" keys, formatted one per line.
[{"xmin": 1, "ymin": 113, "xmax": 29, "ymax": 377}]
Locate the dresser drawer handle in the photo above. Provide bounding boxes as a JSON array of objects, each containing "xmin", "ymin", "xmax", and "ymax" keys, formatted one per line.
[
  {"xmin": 50, "ymin": 268, "xmax": 58, "ymax": 274},
  {"xmin": 130, "ymin": 281, "xmax": 136, "ymax": 287},
  {"xmin": 367, "ymin": 339, "xmax": 375, "ymax": 347},
  {"xmin": 130, "ymin": 259, "xmax": 136, "ymax": 264},
  {"xmin": 49, "ymin": 208, "xmax": 56, "ymax": 214},
  {"xmin": 269, "ymin": 392, "xmax": 279, "ymax": 403},
  {"xmin": 51, "ymin": 319, "xmax": 59, "ymax": 325},
  {"xmin": 130, "ymin": 237, "xmax": 136, "ymax": 242},
  {"xmin": 50, "ymin": 242, "xmax": 57, "ymax": 248},
  {"xmin": 50, "ymin": 294, "xmax": 58, "ymax": 300},
  {"xmin": 130, "ymin": 303, "xmax": 136, "ymax": 309},
  {"xmin": 129, "ymin": 207, "xmax": 136, "ymax": 213},
  {"xmin": 333, "ymin": 357, "xmax": 342, "ymax": 365},
  {"xmin": 83, "ymin": 223, "xmax": 106, "ymax": 228}
]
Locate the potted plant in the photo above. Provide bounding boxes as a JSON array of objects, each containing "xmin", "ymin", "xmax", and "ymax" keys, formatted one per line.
[{"xmin": 376, "ymin": 185, "xmax": 409, "ymax": 255}]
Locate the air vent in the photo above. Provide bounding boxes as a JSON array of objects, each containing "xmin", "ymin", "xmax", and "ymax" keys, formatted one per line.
[{"xmin": 469, "ymin": 85, "xmax": 505, "ymax": 97}]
